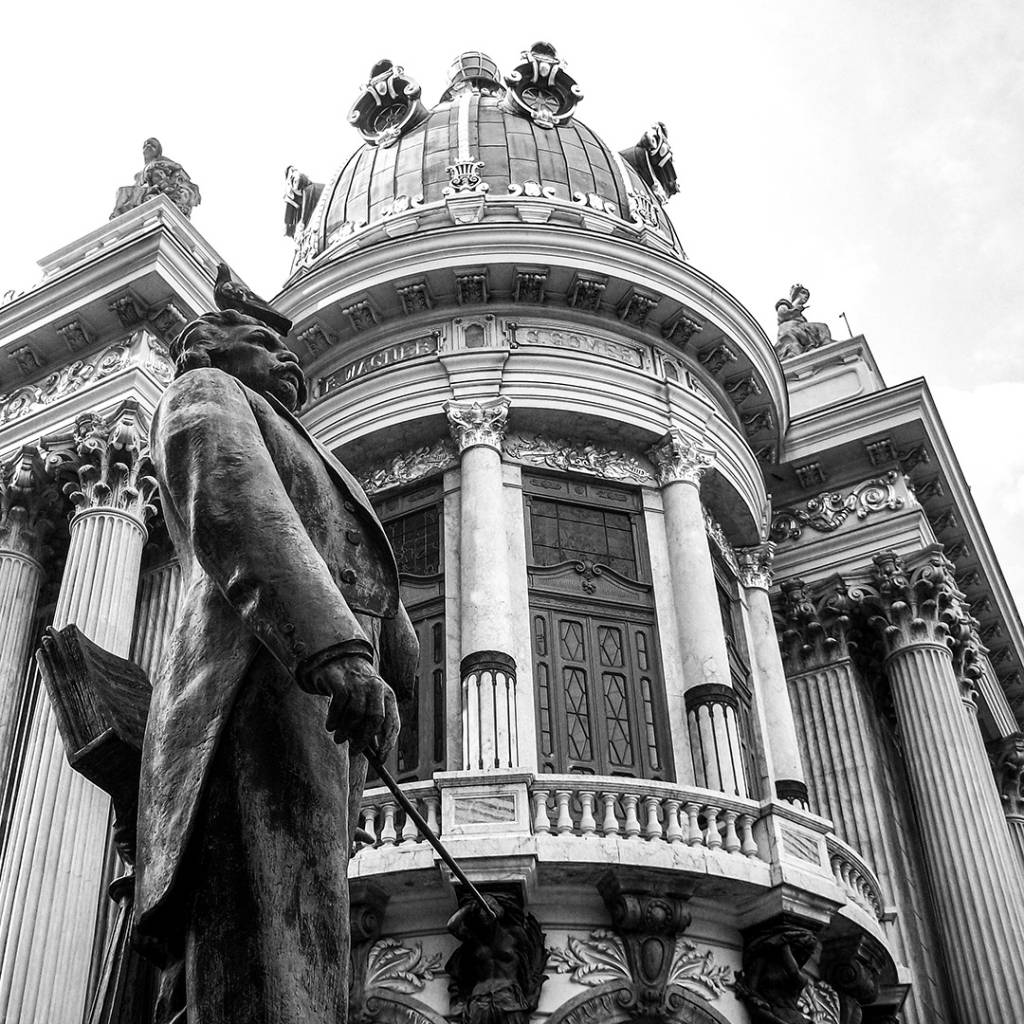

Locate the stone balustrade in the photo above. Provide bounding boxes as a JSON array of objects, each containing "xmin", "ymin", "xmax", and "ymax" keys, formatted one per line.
[
  {"xmin": 357, "ymin": 780, "xmax": 442, "ymax": 847},
  {"xmin": 526, "ymin": 774, "xmax": 762, "ymax": 858},
  {"xmin": 826, "ymin": 834, "xmax": 886, "ymax": 922}
]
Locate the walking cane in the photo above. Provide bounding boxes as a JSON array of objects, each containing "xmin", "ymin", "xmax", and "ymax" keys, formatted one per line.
[{"xmin": 364, "ymin": 745, "xmax": 498, "ymax": 923}]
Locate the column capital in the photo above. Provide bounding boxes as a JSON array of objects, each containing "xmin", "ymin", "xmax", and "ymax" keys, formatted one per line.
[
  {"xmin": 646, "ymin": 427, "xmax": 715, "ymax": 486},
  {"xmin": 44, "ymin": 399, "xmax": 158, "ymax": 525},
  {"xmin": 0, "ymin": 446, "xmax": 57, "ymax": 560},
  {"xmin": 736, "ymin": 542, "xmax": 776, "ymax": 590},
  {"xmin": 444, "ymin": 396, "xmax": 510, "ymax": 453},
  {"xmin": 993, "ymin": 733, "xmax": 1024, "ymax": 819},
  {"xmin": 775, "ymin": 575, "xmax": 858, "ymax": 667}
]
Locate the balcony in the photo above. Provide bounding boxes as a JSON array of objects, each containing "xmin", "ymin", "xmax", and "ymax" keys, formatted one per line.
[{"xmin": 352, "ymin": 770, "xmax": 889, "ymax": 941}]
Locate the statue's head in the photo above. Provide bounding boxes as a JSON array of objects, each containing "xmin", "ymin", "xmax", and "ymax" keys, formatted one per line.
[
  {"xmin": 790, "ymin": 283, "xmax": 810, "ymax": 305},
  {"xmin": 143, "ymin": 138, "xmax": 162, "ymax": 163},
  {"xmin": 172, "ymin": 310, "xmax": 308, "ymax": 411}
]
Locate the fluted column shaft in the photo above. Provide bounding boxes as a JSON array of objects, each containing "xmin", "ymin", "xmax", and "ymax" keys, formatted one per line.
[
  {"xmin": 867, "ymin": 548, "xmax": 1024, "ymax": 1024},
  {"xmin": 0, "ymin": 404, "xmax": 154, "ymax": 1024},
  {"xmin": 737, "ymin": 544, "xmax": 807, "ymax": 807},
  {"xmin": 649, "ymin": 428, "xmax": 746, "ymax": 797},
  {"xmin": 887, "ymin": 642, "xmax": 1024, "ymax": 1022},
  {"xmin": 446, "ymin": 398, "xmax": 523, "ymax": 770}
]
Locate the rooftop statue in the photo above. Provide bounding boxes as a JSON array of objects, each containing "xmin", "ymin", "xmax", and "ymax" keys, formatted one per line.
[
  {"xmin": 129, "ymin": 267, "xmax": 417, "ymax": 1023},
  {"xmin": 620, "ymin": 122, "xmax": 679, "ymax": 203},
  {"xmin": 775, "ymin": 283, "xmax": 832, "ymax": 360},
  {"xmin": 110, "ymin": 137, "xmax": 202, "ymax": 220},
  {"xmin": 283, "ymin": 165, "xmax": 324, "ymax": 239}
]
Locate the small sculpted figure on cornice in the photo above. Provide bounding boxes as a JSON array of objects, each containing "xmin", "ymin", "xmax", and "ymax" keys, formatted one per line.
[
  {"xmin": 737, "ymin": 542, "xmax": 776, "ymax": 590},
  {"xmin": 647, "ymin": 428, "xmax": 715, "ymax": 486},
  {"xmin": 0, "ymin": 447, "xmax": 57, "ymax": 559},
  {"xmin": 993, "ymin": 733, "xmax": 1024, "ymax": 819},
  {"xmin": 444, "ymin": 397, "xmax": 511, "ymax": 453},
  {"xmin": 110, "ymin": 138, "xmax": 201, "ymax": 220},
  {"xmin": 44, "ymin": 400, "xmax": 158, "ymax": 525},
  {"xmin": 775, "ymin": 284, "xmax": 832, "ymax": 360},
  {"xmin": 771, "ymin": 472, "xmax": 904, "ymax": 543},
  {"xmin": 283, "ymin": 166, "xmax": 324, "ymax": 239},
  {"xmin": 445, "ymin": 892, "xmax": 547, "ymax": 1024},
  {"xmin": 620, "ymin": 122, "xmax": 679, "ymax": 204},
  {"xmin": 733, "ymin": 925, "xmax": 819, "ymax": 1024}
]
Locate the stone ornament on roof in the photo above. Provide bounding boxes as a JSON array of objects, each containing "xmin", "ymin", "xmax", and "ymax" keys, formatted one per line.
[
  {"xmin": 348, "ymin": 60, "xmax": 428, "ymax": 148},
  {"xmin": 504, "ymin": 42, "xmax": 583, "ymax": 129},
  {"xmin": 110, "ymin": 138, "xmax": 201, "ymax": 220},
  {"xmin": 775, "ymin": 283, "xmax": 832, "ymax": 360}
]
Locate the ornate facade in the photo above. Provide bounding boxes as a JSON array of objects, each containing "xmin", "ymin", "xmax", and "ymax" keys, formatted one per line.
[{"xmin": 0, "ymin": 43, "xmax": 1021, "ymax": 1024}]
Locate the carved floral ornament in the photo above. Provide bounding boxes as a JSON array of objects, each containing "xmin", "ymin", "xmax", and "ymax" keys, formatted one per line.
[{"xmin": 771, "ymin": 471, "xmax": 904, "ymax": 543}]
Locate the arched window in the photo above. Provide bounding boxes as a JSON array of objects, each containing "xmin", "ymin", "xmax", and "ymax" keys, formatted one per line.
[
  {"xmin": 374, "ymin": 479, "xmax": 446, "ymax": 781},
  {"xmin": 524, "ymin": 473, "xmax": 671, "ymax": 780}
]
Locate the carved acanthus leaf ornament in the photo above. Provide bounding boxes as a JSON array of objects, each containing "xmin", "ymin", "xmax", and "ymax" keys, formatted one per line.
[
  {"xmin": 647, "ymin": 428, "xmax": 715, "ymax": 486},
  {"xmin": 737, "ymin": 542, "xmax": 776, "ymax": 590},
  {"xmin": 771, "ymin": 471, "xmax": 904, "ymax": 542},
  {"xmin": 775, "ymin": 576, "xmax": 860, "ymax": 667},
  {"xmin": 503, "ymin": 433, "xmax": 654, "ymax": 483},
  {"xmin": 993, "ymin": 733, "xmax": 1024, "ymax": 819},
  {"xmin": 0, "ymin": 447, "xmax": 57, "ymax": 558},
  {"xmin": 364, "ymin": 938, "xmax": 442, "ymax": 993},
  {"xmin": 444, "ymin": 397, "xmax": 510, "ymax": 452}
]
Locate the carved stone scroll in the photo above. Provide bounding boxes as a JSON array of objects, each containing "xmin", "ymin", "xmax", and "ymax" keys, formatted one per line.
[{"xmin": 771, "ymin": 472, "xmax": 904, "ymax": 542}]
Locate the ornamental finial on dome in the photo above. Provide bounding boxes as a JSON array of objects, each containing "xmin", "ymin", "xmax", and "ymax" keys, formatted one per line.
[
  {"xmin": 504, "ymin": 42, "xmax": 583, "ymax": 129},
  {"xmin": 441, "ymin": 52, "xmax": 503, "ymax": 102},
  {"xmin": 348, "ymin": 59, "xmax": 428, "ymax": 148}
]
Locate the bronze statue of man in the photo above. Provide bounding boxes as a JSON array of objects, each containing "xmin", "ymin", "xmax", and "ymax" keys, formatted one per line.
[{"xmin": 134, "ymin": 304, "xmax": 417, "ymax": 1023}]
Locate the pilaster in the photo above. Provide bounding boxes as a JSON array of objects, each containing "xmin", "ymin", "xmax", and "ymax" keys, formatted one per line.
[
  {"xmin": 648, "ymin": 427, "xmax": 746, "ymax": 796},
  {"xmin": 445, "ymin": 398, "xmax": 523, "ymax": 770},
  {"xmin": 0, "ymin": 401, "xmax": 156, "ymax": 1024}
]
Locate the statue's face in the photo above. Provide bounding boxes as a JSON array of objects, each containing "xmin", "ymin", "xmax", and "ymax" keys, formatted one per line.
[
  {"xmin": 209, "ymin": 323, "xmax": 307, "ymax": 411},
  {"xmin": 143, "ymin": 138, "xmax": 160, "ymax": 163}
]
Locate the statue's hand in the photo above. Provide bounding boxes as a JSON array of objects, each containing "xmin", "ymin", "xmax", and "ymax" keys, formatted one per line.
[{"xmin": 310, "ymin": 655, "xmax": 401, "ymax": 755}]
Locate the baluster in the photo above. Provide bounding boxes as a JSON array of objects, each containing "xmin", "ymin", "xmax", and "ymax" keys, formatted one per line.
[
  {"xmin": 622, "ymin": 794, "xmax": 642, "ymax": 839},
  {"xmin": 555, "ymin": 790, "xmax": 575, "ymax": 835},
  {"xmin": 738, "ymin": 813, "xmax": 758, "ymax": 858},
  {"xmin": 532, "ymin": 790, "xmax": 552, "ymax": 833},
  {"xmin": 363, "ymin": 804, "xmax": 379, "ymax": 847},
  {"xmin": 424, "ymin": 793, "xmax": 441, "ymax": 838},
  {"xmin": 379, "ymin": 801, "xmax": 398, "ymax": 845},
  {"xmin": 579, "ymin": 791, "xmax": 597, "ymax": 835},
  {"xmin": 601, "ymin": 793, "xmax": 620, "ymax": 836},
  {"xmin": 664, "ymin": 799, "xmax": 683, "ymax": 844},
  {"xmin": 683, "ymin": 801, "xmax": 702, "ymax": 846},
  {"xmin": 643, "ymin": 796, "xmax": 663, "ymax": 840},
  {"xmin": 721, "ymin": 809, "xmax": 740, "ymax": 854},
  {"xmin": 401, "ymin": 799, "xmax": 421, "ymax": 845},
  {"xmin": 830, "ymin": 854, "xmax": 842, "ymax": 882},
  {"xmin": 704, "ymin": 805, "xmax": 722, "ymax": 850}
]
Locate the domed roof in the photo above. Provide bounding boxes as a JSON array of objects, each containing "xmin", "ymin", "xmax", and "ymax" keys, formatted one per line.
[{"xmin": 292, "ymin": 48, "xmax": 684, "ymax": 273}]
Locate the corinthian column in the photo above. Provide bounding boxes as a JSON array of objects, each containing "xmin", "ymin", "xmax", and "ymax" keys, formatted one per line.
[
  {"xmin": 648, "ymin": 428, "xmax": 745, "ymax": 797},
  {"xmin": 445, "ymin": 397, "xmax": 523, "ymax": 770},
  {"xmin": 0, "ymin": 449, "xmax": 55, "ymax": 783},
  {"xmin": 992, "ymin": 733, "xmax": 1024, "ymax": 873},
  {"xmin": 864, "ymin": 548, "xmax": 1024, "ymax": 1024},
  {"xmin": 736, "ymin": 543, "xmax": 807, "ymax": 807},
  {"xmin": 0, "ymin": 401, "xmax": 156, "ymax": 1024}
]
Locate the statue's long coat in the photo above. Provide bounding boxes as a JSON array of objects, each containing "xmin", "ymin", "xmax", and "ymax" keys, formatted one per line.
[{"xmin": 135, "ymin": 366, "xmax": 414, "ymax": 939}]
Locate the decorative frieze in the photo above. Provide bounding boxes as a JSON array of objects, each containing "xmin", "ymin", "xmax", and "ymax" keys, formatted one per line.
[
  {"xmin": 770, "ymin": 471, "xmax": 904, "ymax": 542},
  {"xmin": 647, "ymin": 428, "xmax": 715, "ymax": 486},
  {"xmin": 503, "ymin": 433, "xmax": 654, "ymax": 483},
  {"xmin": 358, "ymin": 439, "xmax": 458, "ymax": 495},
  {"xmin": 0, "ymin": 336, "xmax": 135, "ymax": 427},
  {"xmin": 444, "ymin": 397, "xmax": 510, "ymax": 453},
  {"xmin": 703, "ymin": 507, "xmax": 740, "ymax": 575}
]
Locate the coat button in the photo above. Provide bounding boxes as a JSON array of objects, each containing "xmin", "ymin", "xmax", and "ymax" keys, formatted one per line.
[
  {"xmin": 346, "ymin": 530, "xmax": 362, "ymax": 546},
  {"xmin": 340, "ymin": 569, "xmax": 357, "ymax": 585}
]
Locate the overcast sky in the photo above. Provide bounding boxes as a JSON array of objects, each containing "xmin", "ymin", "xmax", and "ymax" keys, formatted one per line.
[{"xmin": 2, "ymin": 1, "xmax": 1022, "ymax": 602}]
